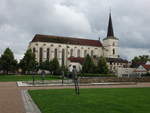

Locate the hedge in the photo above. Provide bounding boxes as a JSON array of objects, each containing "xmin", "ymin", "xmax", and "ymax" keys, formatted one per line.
[{"xmin": 78, "ymin": 73, "xmax": 116, "ymax": 77}]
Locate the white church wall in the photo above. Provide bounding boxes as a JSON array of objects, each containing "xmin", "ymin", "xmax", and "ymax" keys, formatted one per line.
[{"xmin": 28, "ymin": 41, "xmax": 103, "ymax": 66}]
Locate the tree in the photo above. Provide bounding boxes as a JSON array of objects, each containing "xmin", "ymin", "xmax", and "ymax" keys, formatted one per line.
[
  {"xmin": 49, "ymin": 57, "xmax": 61, "ymax": 75},
  {"xmin": 96, "ymin": 56, "xmax": 109, "ymax": 74},
  {"xmin": 38, "ymin": 60, "xmax": 51, "ymax": 71},
  {"xmin": 0, "ymin": 48, "xmax": 18, "ymax": 74},
  {"xmin": 82, "ymin": 54, "xmax": 96, "ymax": 73},
  {"xmin": 131, "ymin": 55, "xmax": 150, "ymax": 67},
  {"xmin": 19, "ymin": 49, "xmax": 37, "ymax": 74}
]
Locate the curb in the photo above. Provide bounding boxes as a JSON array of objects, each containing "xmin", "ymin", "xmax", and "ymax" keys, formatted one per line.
[{"xmin": 21, "ymin": 90, "xmax": 41, "ymax": 113}]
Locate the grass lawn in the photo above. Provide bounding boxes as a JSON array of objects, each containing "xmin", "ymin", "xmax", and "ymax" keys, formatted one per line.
[
  {"xmin": 29, "ymin": 88, "xmax": 150, "ymax": 113},
  {"xmin": 0, "ymin": 75, "xmax": 60, "ymax": 82}
]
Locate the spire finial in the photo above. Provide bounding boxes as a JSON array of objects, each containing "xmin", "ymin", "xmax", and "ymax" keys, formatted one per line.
[{"xmin": 107, "ymin": 12, "xmax": 114, "ymax": 37}]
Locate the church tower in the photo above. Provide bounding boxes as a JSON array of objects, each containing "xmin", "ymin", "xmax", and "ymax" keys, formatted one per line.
[{"xmin": 103, "ymin": 13, "xmax": 119, "ymax": 58}]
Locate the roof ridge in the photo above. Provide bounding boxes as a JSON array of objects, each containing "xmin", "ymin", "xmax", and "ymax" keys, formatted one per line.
[{"xmin": 35, "ymin": 34, "xmax": 99, "ymax": 41}]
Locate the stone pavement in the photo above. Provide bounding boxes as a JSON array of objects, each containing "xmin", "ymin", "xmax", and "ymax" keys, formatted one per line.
[{"xmin": 1, "ymin": 82, "xmax": 150, "ymax": 113}]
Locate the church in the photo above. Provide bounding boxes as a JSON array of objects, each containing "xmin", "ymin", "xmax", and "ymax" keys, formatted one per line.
[{"xmin": 28, "ymin": 13, "xmax": 128, "ymax": 73}]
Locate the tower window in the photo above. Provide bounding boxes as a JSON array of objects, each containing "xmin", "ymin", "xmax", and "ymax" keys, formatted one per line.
[
  {"xmin": 113, "ymin": 42, "xmax": 115, "ymax": 46},
  {"xmin": 113, "ymin": 49, "xmax": 115, "ymax": 55}
]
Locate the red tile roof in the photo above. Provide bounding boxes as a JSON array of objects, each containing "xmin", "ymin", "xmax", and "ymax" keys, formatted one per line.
[
  {"xmin": 68, "ymin": 57, "xmax": 84, "ymax": 64},
  {"xmin": 31, "ymin": 34, "xmax": 102, "ymax": 47},
  {"xmin": 142, "ymin": 65, "xmax": 150, "ymax": 71}
]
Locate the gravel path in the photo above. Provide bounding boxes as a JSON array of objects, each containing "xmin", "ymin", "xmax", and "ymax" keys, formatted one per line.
[
  {"xmin": 0, "ymin": 82, "xmax": 25, "ymax": 113},
  {"xmin": 1, "ymin": 82, "xmax": 150, "ymax": 113}
]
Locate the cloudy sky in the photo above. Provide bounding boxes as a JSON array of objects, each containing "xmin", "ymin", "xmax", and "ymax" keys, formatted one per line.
[{"xmin": 0, "ymin": 0, "xmax": 150, "ymax": 61}]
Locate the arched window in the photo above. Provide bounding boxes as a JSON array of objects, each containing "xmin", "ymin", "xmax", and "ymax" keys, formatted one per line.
[
  {"xmin": 33, "ymin": 48, "xmax": 36, "ymax": 55},
  {"xmin": 113, "ymin": 49, "xmax": 115, "ymax": 55},
  {"xmin": 77, "ymin": 49, "xmax": 80, "ymax": 57},
  {"xmin": 54, "ymin": 48, "xmax": 57, "ymax": 58},
  {"xmin": 70, "ymin": 49, "xmax": 73, "ymax": 57},
  {"xmin": 91, "ymin": 50, "xmax": 94, "ymax": 57},
  {"xmin": 47, "ymin": 48, "xmax": 50, "ymax": 61},
  {"xmin": 62, "ymin": 49, "xmax": 65, "ymax": 66},
  {"xmin": 39, "ymin": 48, "xmax": 43, "ymax": 63},
  {"xmin": 84, "ymin": 50, "xmax": 87, "ymax": 57},
  {"xmin": 113, "ymin": 42, "xmax": 115, "ymax": 46}
]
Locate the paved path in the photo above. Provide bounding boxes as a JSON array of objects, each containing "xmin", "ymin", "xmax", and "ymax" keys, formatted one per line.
[
  {"xmin": 1, "ymin": 82, "xmax": 150, "ymax": 113},
  {"xmin": 0, "ymin": 82, "xmax": 25, "ymax": 113}
]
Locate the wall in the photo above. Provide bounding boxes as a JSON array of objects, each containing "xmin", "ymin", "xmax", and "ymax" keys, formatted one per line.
[
  {"xmin": 28, "ymin": 42, "xmax": 103, "ymax": 66},
  {"xmin": 80, "ymin": 77, "xmax": 150, "ymax": 83}
]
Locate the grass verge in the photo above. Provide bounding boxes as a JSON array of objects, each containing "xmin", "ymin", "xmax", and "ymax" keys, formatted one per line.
[{"xmin": 29, "ymin": 88, "xmax": 150, "ymax": 113}]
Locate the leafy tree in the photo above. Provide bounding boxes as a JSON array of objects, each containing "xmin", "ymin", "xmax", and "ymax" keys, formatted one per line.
[
  {"xmin": 0, "ymin": 48, "xmax": 18, "ymax": 74},
  {"xmin": 96, "ymin": 56, "xmax": 109, "ymax": 74},
  {"xmin": 49, "ymin": 57, "xmax": 61, "ymax": 75},
  {"xmin": 82, "ymin": 54, "xmax": 96, "ymax": 73},
  {"xmin": 132, "ymin": 55, "xmax": 150, "ymax": 63},
  {"xmin": 38, "ymin": 60, "xmax": 51, "ymax": 71},
  {"xmin": 19, "ymin": 49, "xmax": 37, "ymax": 74},
  {"xmin": 131, "ymin": 55, "xmax": 150, "ymax": 67}
]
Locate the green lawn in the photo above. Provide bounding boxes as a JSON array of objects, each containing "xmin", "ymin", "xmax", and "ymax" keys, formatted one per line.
[
  {"xmin": 0, "ymin": 75, "xmax": 60, "ymax": 82},
  {"xmin": 29, "ymin": 88, "xmax": 150, "ymax": 113}
]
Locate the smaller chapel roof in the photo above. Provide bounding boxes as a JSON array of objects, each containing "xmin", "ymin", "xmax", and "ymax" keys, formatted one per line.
[{"xmin": 31, "ymin": 34, "xmax": 103, "ymax": 47}]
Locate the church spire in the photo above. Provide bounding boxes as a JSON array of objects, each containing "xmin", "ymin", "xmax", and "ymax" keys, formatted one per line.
[{"xmin": 107, "ymin": 13, "xmax": 114, "ymax": 37}]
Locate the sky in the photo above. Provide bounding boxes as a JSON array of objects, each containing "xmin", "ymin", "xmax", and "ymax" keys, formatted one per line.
[{"xmin": 0, "ymin": 0, "xmax": 150, "ymax": 61}]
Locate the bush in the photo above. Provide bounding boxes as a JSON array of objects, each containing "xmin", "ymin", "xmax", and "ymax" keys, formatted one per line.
[
  {"xmin": 142, "ymin": 73, "xmax": 150, "ymax": 77},
  {"xmin": 79, "ymin": 73, "xmax": 116, "ymax": 77}
]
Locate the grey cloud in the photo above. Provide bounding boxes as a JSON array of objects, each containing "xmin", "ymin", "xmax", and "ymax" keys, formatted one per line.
[{"xmin": 0, "ymin": 0, "xmax": 150, "ymax": 60}]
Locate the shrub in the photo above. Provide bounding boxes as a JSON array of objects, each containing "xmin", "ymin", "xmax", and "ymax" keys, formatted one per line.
[{"xmin": 79, "ymin": 73, "xmax": 116, "ymax": 77}]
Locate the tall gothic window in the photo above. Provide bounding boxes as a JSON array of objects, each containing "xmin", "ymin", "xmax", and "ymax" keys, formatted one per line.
[
  {"xmin": 54, "ymin": 48, "xmax": 57, "ymax": 58},
  {"xmin": 77, "ymin": 49, "xmax": 80, "ymax": 57},
  {"xmin": 70, "ymin": 49, "xmax": 73, "ymax": 57},
  {"xmin": 47, "ymin": 48, "xmax": 50, "ymax": 61},
  {"xmin": 33, "ymin": 48, "xmax": 36, "ymax": 55},
  {"xmin": 39, "ymin": 48, "xmax": 43, "ymax": 63},
  {"xmin": 113, "ymin": 49, "xmax": 115, "ymax": 55},
  {"xmin": 84, "ymin": 50, "xmax": 87, "ymax": 57},
  {"xmin": 91, "ymin": 50, "xmax": 94, "ymax": 57},
  {"xmin": 62, "ymin": 49, "xmax": 65, "ymax": 66}
]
